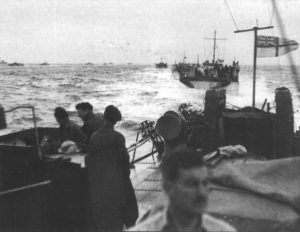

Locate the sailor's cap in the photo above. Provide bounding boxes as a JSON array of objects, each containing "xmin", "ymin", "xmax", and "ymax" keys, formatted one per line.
[{"xmin": 59, "ymin": 140, "xmax": 79, "ymax": 154}]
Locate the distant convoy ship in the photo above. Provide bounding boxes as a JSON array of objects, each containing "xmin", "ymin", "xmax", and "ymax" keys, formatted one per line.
[
  {"xmin": 8, "ymin": 62, "xmax": 24, "ymax": 67},
  {"xmin": 0, "ymin": 60, "xmax": 7, "ymax": 65},
  {"xmin": 155, "ymin": 57, "xmax": 168, "ymax": 68},
  {"xmin": 1, "ymin": 60, "xmax": 49, "ymax": 66},
  {"xmin": 173, "ymin": 31, "xmax": 240, "ymax": 88},
  {"xmin": 0, "ymin": 59, "xmax": 24, "ymax": 66}
]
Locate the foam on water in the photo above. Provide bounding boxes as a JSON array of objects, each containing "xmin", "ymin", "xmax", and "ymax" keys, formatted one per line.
[{"xmin": 1, "ymin": 64, "xmax": 300, "ymax": 141}]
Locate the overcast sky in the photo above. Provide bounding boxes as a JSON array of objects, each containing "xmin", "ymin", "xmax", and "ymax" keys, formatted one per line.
[{"xmin": 0, "ymin": 0, "xmax": 299, "ymax": 65}]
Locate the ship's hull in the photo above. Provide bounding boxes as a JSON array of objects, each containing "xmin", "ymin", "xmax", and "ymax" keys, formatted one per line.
[
  {"xmin": 175, "ymin": 61, "xmax": 240, "ymax": 89},
  {"xmin": 180, "ymin": 77, "xmax": 231, "ymax": 89},
  {"xmin": 155, "ymin": 63, "xmax": 168, "ymax": 68}
]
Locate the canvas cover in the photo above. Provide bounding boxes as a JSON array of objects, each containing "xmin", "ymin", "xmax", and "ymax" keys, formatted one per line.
[
  {"xmin": 209, "ymin": 156, "xmax": 300, "ymax": 231},
  {"xmin": 211, "ymin": 156, "xmax": 300, "ymax": 212}
]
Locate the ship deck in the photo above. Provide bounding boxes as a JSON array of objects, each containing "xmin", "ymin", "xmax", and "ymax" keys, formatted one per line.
[{"xmin": 44, "ymin": 146, "xmax": 163, "ymax": 220}]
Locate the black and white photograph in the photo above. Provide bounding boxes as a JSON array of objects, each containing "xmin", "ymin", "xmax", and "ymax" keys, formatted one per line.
[{"xmin": 0, "ymin": 0, "xmax": 299, "ymax": 231}]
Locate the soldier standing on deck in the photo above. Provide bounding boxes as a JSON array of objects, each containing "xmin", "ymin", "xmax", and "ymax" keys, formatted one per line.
[
  {"xmin": 86, "ymin": 105, "xmax": 138, "ymax": 232},
  {"xmin": 53, "ymin": 107, "xmax": 87, "ymax": 152},
  {"xmin": 76, "ymin": 102, "xmax": 104, "ymax": 140}
]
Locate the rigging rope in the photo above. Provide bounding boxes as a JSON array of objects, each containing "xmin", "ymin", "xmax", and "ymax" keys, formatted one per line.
[
  {"xmin": 270, "ymin": 22, "xmax": 283, "ymax": 80},
  {"xmin": 226, "ymin": 102, "xmax": 241, "ymax": 110},
  {"xmin": 271, "ymin": 0, "xmax": 300, "ymax": 90},
  {"xmin": 223, "ymin": 0, "xmax": 239, "ymax": 31},
  {"xmin": 216, "ymin": 45, "xmax": 220, "ymax": 59},
  {"xmin": 215, "ymin": 42, "xmax": 227, "ymax": 61},
  {"xmin": 269, "ymin": 0, "xmax": 275, "ymax": 26},
  {"xmin": 223, "ymin": 39, "xmax": 227, "ymax": 61}
]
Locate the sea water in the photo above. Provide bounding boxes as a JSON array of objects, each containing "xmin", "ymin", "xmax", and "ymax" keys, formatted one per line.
[{"xmin": 1, "ymin": 64, "xmax": 300, "ymax": 147}]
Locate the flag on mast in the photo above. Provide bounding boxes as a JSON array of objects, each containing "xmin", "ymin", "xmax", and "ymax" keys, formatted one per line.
[{"xmin": 256, "ymin": 35, "xmax": 298, "ymax": 58}]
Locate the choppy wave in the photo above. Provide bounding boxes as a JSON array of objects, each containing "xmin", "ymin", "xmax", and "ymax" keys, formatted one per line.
[
  {"xmin": 66, "ymin": 94, "xmax": 82, "ymax": 102},
  {"xmin": 1, "ymin": 64, "xmax": 300, "ymax": 139},
  {"xmin": 119, "ymin": 120, "xmax": 140, "ymax": 131}
]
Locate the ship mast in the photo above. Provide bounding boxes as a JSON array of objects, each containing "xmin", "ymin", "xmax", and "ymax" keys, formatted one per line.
[
  {"xmin": 204, "ymin": 30, "xmax": 226, "ymax": 63},
  {"xmin": 234, "ymin": 26, "xmax": 273, "ymax": 109},
  {"xmin": 182, "ymin": 51, "xmax": 186, "ymax": 63},
  {"xmin": 213, "ymin": 31, "xmax": 216, "ymax": 62}
]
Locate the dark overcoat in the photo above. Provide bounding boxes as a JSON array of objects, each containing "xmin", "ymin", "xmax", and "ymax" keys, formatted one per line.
[
  {"xmin": 86, "ymin": 123, "xmax": 137, "ymax": 231},
  {"xmin": 81, "ymin": 112, "xmax": 105, "ymax": 139}
]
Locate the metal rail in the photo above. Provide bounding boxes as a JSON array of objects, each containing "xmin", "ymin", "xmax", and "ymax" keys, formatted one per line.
[
  {"xmin": 4, "ymin": 105, "xmax": 41, "ymax": 159},
  {"xmin": 128, "ymin": 120, "xmax": 163, "ymax": 165}
]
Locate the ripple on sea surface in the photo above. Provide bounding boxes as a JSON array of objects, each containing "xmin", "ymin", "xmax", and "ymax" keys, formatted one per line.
[
  {"xmin": 1, "ymin": 64, "xmax": 300, "ymax": 134},
  {"xmin": 66, "ymin": 94, "xmax": 82, "ymax": 102}
]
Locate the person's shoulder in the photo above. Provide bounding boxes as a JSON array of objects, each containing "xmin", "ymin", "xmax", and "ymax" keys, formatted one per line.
[
  {"xmin": 115, "ymin": 130, "xmax": 125, "ymax": 137},
  {"xmin": 90, "ymin": 113, "xmax": 104, "ymax": 122},
  {"xmin": 68, "ymin": 120, "xmax": 80, "ymax": 128},
  {"xmin": 203, "ymin": 213, "xmax": 236, "ymax": 232},
  {"xmin": 90, "ymin": 128, "xmax": 103, "ymax": 140},
  {"xmin": 94, "ymin": 112, "xmax": 104, "ymax": 118},
  {"xmin": 112, "ymin": 129, "xmax": 125, "ymax": 141},
  {"xmin": 126, "ymin": 210, "xmax": 165, "ymax": 231}
]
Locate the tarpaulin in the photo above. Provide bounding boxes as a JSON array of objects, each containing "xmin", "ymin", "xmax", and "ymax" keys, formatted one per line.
[{"xmin": 211, "ymin": 156, "xmax": 300, "ymax": 213}]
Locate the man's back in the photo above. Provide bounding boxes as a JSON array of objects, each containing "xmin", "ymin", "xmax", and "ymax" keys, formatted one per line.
[
  {"xmin": 82, "ymin": 113, "xmax": 104, "ymax": 139},
  {"xmin": 59, "ymin": 119, "xmax": 87, "ymax": 150}
]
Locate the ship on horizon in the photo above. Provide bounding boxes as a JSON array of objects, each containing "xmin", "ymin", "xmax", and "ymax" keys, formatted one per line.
[
  {"xmin": 0, "ymin": 60, "xmax": 7, "ymax": 65},
  {"xmin": 155, "ymin": 57, "xmax": 168, "ymax": 68},
  {"xmin": 175, "ymin": 30, "xmax": 240, "ymax": 89},
  {"xmin": 8, "ymin": 62, "xmax": 24, "ymax": 67}
]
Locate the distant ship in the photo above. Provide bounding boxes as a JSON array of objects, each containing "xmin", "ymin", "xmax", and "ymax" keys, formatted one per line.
[
  {"xmin": 8, "ymin": 62, "xmax": 24, "ymax": 67},
  {"xmin": 85, "ymin": 62, "xmax": 93, "ymax": 65},
  {"xmin": 155, "ymin": 57, "xmax": 168, "ymax": 68},
  {"xmin": 103, "ymin": 62, "xmax": 114, "ymax": 66},
  {"xmin": 0, "ymin": 60, "xmax": 7, "ymax": 65},
  {"xmin": 175, "ymin": 31, "xmax": 239, "ymax": 89},
  {"xmin": 39, "ymin": 62, "xmax": 49, "ymax": 66}
]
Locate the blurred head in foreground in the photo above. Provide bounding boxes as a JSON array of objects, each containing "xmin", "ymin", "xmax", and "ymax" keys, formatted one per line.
[{"xmin": 160, "ymin": 149, "xmax": 210, "ymax": 215}]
